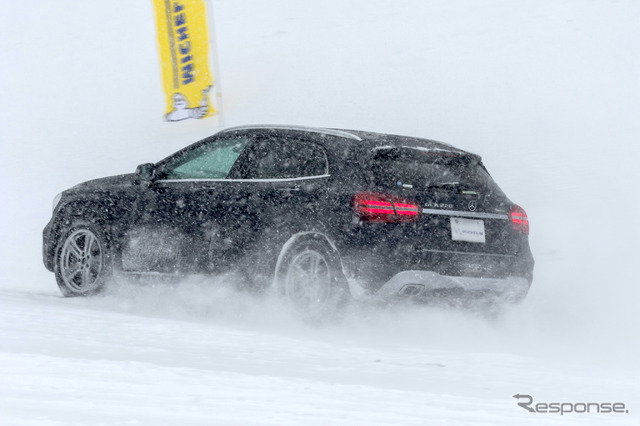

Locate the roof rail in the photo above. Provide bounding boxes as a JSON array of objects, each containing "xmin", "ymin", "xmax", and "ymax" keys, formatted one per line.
[{"xmin": 222, "ymin": 124, "xmax": 363, "ymax": 141}]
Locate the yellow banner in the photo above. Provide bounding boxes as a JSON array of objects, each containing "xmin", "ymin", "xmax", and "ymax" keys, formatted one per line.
[{"xmin": 152, "ymin": 0, "xmax": 218, "ymax": 121}]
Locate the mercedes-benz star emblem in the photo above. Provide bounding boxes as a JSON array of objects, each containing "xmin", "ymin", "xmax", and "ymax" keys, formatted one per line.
[{"xmin": 468, "ymin": 200, "xmax": 477, "ymax": 211}]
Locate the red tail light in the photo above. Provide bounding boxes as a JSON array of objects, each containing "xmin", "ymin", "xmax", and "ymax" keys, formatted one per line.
[
  {"xmin": 353, "ymin": 192, "xmax": 421, "ymax": 223},
  {"xmin": 509, "ymin": 204, "xmax": 529, "ymax": 234}
]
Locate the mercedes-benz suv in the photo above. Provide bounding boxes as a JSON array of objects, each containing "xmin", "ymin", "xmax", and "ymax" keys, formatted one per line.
[{"xmin": 43, "ymin": 125, "xmax": 534, "ymax": 313}]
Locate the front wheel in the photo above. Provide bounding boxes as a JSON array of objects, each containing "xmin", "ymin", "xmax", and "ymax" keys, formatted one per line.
[
  {"xmin": 274, "ymin": 237, "xmax": 349, "ymax": 318},
  {"xmin": 54, "ymin": 221, "xmax": 112, "ymax": 297}
]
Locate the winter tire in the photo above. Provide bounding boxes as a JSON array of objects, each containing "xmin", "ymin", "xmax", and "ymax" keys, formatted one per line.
[
  {"xmin": 54, "ymin": 221, "xmax": 111, "ymax": 297},
  {"xmin": 275, "ymin": 237, "xmax": 349, "ymax": 318}
]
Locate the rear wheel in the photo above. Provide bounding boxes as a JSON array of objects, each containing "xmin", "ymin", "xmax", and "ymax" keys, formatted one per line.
[
  {"xmin": 54, "ymin": 221, "xmax": 111, "ymax": 297},
  {"xmin": 275, "ymin": 237, "xmax": 349, "ymax": 318}
]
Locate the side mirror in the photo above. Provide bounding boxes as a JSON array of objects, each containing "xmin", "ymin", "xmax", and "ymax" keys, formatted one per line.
[{"xmin": 134, "ymin": 163, "xmax": 156, "ymax": 185}]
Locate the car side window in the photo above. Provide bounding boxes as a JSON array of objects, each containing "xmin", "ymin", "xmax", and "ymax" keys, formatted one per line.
[
  {"xmin": 239, "ymin": 137, "xmax": 328, "ymax": 179},
  {"xmin": 162, "ymin": 137, "xmax": 250, "ymax": 180}
]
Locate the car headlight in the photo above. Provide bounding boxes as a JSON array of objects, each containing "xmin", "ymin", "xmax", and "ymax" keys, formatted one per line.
[{"xmin": 52, "ymin": 192, "xmax": 62, "ymax": 212}]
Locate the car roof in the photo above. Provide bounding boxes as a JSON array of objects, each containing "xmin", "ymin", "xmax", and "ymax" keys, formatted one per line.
[{"xmin": 223, "ymin": 124, "xmax": 475, "ymax": 157}]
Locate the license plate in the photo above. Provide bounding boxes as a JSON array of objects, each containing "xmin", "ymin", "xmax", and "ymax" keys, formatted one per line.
[{"xmin": 450, "ymin": 217, "xmax": 485, "ymax": 243}]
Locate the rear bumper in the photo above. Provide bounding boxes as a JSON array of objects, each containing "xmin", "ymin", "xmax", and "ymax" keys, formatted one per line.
[
  {"xmin": 339, "ymin": 232, "xmax": 534, "ymax": 302},
  {"xmin": 342, "ymin": 246, "xmax": 534, "ymax": 289},
  {"xmin": 374, "ymin": 271, "xmax": 530, "ymax": 302}
]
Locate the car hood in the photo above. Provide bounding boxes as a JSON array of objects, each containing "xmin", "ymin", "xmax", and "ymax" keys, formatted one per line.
[{"xmin": 68, "ymin": 173, "xmax": 136, "ymax": 192}]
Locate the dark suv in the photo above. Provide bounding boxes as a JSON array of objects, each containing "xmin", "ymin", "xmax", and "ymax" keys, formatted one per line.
[{"xmin": 43, "ymin": 125, "xmax": 533, "ymax": 312}]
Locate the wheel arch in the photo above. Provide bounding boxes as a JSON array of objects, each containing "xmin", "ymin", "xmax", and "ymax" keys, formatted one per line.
[
  {"xmin": 273, "ymin": 231, "xmax": 346, "ymax": 284},
  {"xmin": 47, "ymin": 200, "xmax": 117, "ymax": 268}
]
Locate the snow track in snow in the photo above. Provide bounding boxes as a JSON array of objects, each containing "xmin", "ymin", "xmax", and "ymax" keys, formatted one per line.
[{"xmin": 1, "ymin": 283, "xmax": 638, "ymax": 425}]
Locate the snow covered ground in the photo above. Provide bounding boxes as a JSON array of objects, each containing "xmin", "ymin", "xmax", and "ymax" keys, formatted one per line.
[{"xmin": 1, "ymin": 0, "xmax": 639, "ymax": 424}]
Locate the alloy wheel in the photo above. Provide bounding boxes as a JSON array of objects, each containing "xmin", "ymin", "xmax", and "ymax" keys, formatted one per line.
[
  {"xmin": 284, "ymin": 249, "xmax": 332, "ymax": 309},
  {"xmin": 59, "ymin": 229, "xmax": 104, "ymax": 293}
]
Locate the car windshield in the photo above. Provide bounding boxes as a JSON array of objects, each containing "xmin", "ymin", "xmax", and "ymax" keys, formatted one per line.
[{"xmin": 369, "ymin": 147, "xmax": 497, "ymax": 192}]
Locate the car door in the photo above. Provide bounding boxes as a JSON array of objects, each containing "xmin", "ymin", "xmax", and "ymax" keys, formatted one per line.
[
  {"xmin": 219, "ymin": 133, "xmax": 332, "ymax": 265},
  {"xmin": 121, "ymin": 134, "xmax": 253, "ymax": 273}
]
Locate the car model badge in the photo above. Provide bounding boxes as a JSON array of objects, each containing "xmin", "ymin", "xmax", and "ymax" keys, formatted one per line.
[{"xmin": 468, "ymin": 200, "xmax": 477, "ymax": 211}]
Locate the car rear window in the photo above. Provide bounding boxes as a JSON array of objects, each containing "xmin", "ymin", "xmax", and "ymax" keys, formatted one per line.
[{"xmin": 368, "ymin": 147, "xmax": 499, "ymax": 193}]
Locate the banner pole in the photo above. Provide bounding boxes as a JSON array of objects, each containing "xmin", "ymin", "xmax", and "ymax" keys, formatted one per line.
[{"xmin": 205, "ymin": 0, "xmax": 224, "ymax": 127}]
